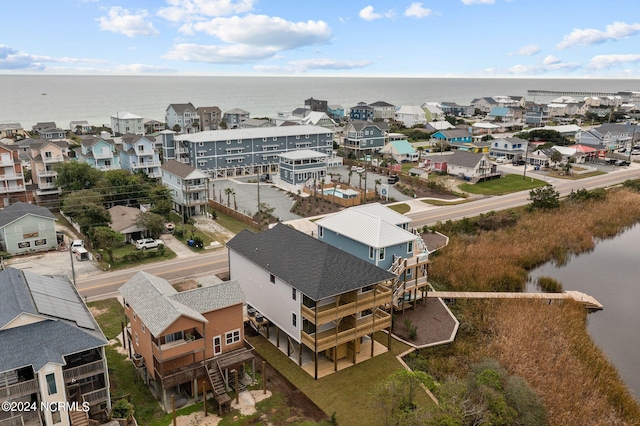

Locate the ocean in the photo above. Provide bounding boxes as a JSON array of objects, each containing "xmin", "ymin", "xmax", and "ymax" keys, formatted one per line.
[{"xmin": 0, "ymin": 75, "xmax": 639, "ymax": 129}]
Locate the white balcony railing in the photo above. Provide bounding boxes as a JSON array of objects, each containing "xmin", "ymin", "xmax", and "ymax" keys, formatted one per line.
[
  {"xmin": 42, "ymin": 155, "xmax": 64, "ymax": 163},
  {"xmin": 39, "ymin": 182, "xmax": 58, "ymax": 189},
  {"xmin": 0, "ymin": 173, "xmax": 23, "ymax": 181},
  {"xmin": 38, "ymin": 169, "xmax": 57, "ymax": 177},
  {"xmin": 93, "ymin": 152, "xmax": 114, "ymax": 160},
  {"xmin": 0, "ymin": 157, "xmax": 15, "ymax": 166},
  {"xmin": 2, "ymin": 185, "xmax": 25, "ymax": 193},
  {"xmin": 131, "ymin": 160, "xmax": 161, "ymax": 169},
  {"xmin": 97, "ymin": 165, "xmax": 117, "ymax": 171}
]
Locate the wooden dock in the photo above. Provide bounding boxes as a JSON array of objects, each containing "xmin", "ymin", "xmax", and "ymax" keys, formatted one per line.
[{"xmin": 428, "ymin": 290, "xmax": 603, "ymax": 310}]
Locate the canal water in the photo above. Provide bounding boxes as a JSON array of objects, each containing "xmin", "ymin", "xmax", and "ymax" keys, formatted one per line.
[{"xmin": 527, "ymin": 224, "xmax": 640, "ymax": 401}]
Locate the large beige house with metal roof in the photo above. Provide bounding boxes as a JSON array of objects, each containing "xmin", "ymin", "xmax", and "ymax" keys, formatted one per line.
[{"xmin": 119, "ymin": 272, "xmax": 253, "ymax": 412}]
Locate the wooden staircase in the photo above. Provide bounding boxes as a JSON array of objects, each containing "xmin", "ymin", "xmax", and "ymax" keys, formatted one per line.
[
  {"xmin": 69, "ymin": 409, "xmax": 89, "ymax": 426},
  {"xmin": 206, "ymin": 364, "xmax": 227, "ymax": 397}
]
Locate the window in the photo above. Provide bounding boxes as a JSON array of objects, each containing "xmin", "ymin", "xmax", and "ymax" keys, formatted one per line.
[
  {"xmin": 51, "ymin": 407, "xmax": 61, "ymax": 424},
  {"xmin": 199, "ymin": 142, "xmax": 204, "ymax": 146},
  {"xmin": 14, "ymin": 225, "xmax": 21, "ymax": 234},
  {"xmin": 292, "ymin": 313, "xmax": 297, "ymax": 328},
  {"xmin": 46, "ymin": 373, "xmax": 57, "ymax": 395},
  {"xmin": 292, "ymin": 288, "xmax": 297, "ymax": 301},
  {"xmin": 369, "ymin": 246, "xmax": 374, "ymax": 259},
  {"xmin": 262, "ymin": 137, "xmax": 267, "ymax": 141},
  {"xmin": 135, "ymin": 332, "xmax": 139, "ymax": 346},
  {"xmin": 39, "ymin": 222, "xmax": 45, "ymax": 230},
  {"xmin": 133, "ymin": 312, "xmax": 137, "ymax": 321},
  {"xmin": 303, "ymin": 319, "xmax": 316, "ymax": 334},
  {"xmin": 360, "ymin": 308, "xmax": 373, "ymax": 318},
  {"xmin": 408, "ymin": 241, "xmax": 413, "ymax": 253},
  {"xmin": 270, "ymin": 274, "xmax": 275, "ymax": 284},
  {"xmin": 226, "ymin": 329, "xmax": 241, "ymax": 345},
  {"xmin": 141, "ymin": 323, "xmax": 145, "ymax": 333},
  {"xmin": 379, "ymin": 247, "xmax": 385, "ymax": 261},
  {"xmin": 227, "ymin": 140, "xmax": 231, "ymax": 145},
  {"xmin": 165, "ymin": 331, "xmax": 183, "ymax": 343},
  {"xmin": 318, "ymin": 227, "xmax": 323, "ymax": 238},
  {"xmin": 296, "ymin": 135, "xmax": 300, "ymax": 139}
]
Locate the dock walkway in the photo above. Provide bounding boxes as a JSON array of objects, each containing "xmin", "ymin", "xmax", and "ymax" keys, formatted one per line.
[{"xmin": 428, "ymin": 290, "xmax": 602, "ymax": 310}]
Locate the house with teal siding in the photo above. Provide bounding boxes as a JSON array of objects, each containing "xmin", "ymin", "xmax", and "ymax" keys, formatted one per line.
[
  {"xmin": 75, "ymin": 135, "xmax": 120, "ymax": 172},
  {"xmin": 0, "ymin": 202, "xmax": 57, "ymax": 254},
  {"xmin": 431, "ymin": 129, "xmax": 473, "ymax": 144}
]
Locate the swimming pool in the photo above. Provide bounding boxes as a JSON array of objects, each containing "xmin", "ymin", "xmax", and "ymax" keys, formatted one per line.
[{"xmin": 323, "ymin": 188, "xmax": 359, "ymax": 199}]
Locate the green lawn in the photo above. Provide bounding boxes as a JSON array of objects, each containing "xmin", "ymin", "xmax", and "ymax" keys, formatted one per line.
[
  {"xmin": 246, "ymin": 334, "xmax": 432, "ymax": 426},
  {"xmin": 421, "ymin": 198, "xmax": 471, "ymax": 206},
  {"xmin": 459, "ymin": 174, "xmax": 548, "ymax": 195},
  {"xmin": 211, "ymin": 209, "xmax": 256, "ymax": 234},
  {"xmin": 401, "ymin": 162, "xmax": 418, "ymax": 173},
  {"xmin": 387, "ymin": 203, "xmax": 411, "ymax": 214},
  {"xmin": 102, "ymin": 242, "xmax": 176, "ymax": 270}
]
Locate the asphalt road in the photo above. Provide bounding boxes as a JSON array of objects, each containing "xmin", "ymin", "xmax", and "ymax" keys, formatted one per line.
[
  {"xmin": 78, "ymin": 250, "xmax": 229, "ymax": 301},
  {"xmin": 78, "ymin": 164, "xmax": 640, "ymax": 300}
]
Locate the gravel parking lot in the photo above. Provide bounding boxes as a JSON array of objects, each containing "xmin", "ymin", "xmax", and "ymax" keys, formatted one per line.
[{"xmin": 6, "ymin": 249, "xmax": 102, "ymax": 281}]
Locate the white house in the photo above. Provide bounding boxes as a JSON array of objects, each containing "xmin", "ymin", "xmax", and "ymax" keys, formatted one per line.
[
  {"xmin": 446, "ymin": 151, "xmax": 493, "ymax": 179},
  {"xmin": 110, "ymin": 111, "xmax": 144, "ymax": 136},
  {"xmin": 161, "ymin": 159, "xmax": 209, "ymax": 218},
  {"xmin": 395, "ymin": 105, "xmax": 427, "ymax": 128}
]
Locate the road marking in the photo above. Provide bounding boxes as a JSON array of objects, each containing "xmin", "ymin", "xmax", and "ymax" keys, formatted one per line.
[{"xmin": 79, "ymin": 260, "xmax": 227, "ymax": 291}]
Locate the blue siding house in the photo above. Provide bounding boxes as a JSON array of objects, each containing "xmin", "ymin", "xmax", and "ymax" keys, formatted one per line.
[
  {"xmin": 343, "ymin": 121, "xmax": 389, "ymax": 154},
  {"xmin": 279, "ymin": 150, "xmax": 329, "ymax": 185},
  {"xmin": 75, "ymin": 135, "xmax": 120, "ymax": 171},
  {"xmin": 315, "ymin": 203, "xmax": 430, "ymax": 309},
  {"xmin": 171, "ymin": 125, "xmax": 334, "ymax": 179},
  {"xmin": 118, "ymin": 134, "xmax": 162, "ymax": 178},
  {"xmin": 349, "ymin": 103, "xmax": 374, "ymax": 121},
  {"xmin": 431, "ymin": 129, "xmax": 473, "ymax": 144}
]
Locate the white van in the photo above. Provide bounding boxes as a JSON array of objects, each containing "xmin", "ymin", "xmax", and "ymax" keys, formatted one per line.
[{"xmin": 74, "ymin": 247, "xmax": 90, "ymax": 261}]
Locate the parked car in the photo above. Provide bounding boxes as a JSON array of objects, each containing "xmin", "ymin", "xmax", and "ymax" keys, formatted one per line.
[
  {"xmin": 135, "ymin": 238, "xmax": 164, "ymax": 250},
  {"xmin": 71, "ymin": 239, "xmax": 84, "ymax": 253},
  {"xmin": 388, "ymin": 174, "xmax": 400, "ymax": 184},
  {"xmin": 614, "ymin": 160, "xmax": 630, "ymax": 167},
  {"xmin": 495, "ymin": 157, "xmax": 506, "ymax": 164},
  {"xmin": 351, "ymin": 165, "xmax": 365, "ymax": 173},
  {"xmin": 631, "ymin": 150, "xmax": 640, "ymax": 156},
  {"xmin": 512, "ymin": 159, "xmax": 526, "ymax": 166}
]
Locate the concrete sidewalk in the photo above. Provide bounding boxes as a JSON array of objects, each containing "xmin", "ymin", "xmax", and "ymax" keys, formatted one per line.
[{"xmin": 159, "ymin": 234, "xmax": 198, "ymax": 258}]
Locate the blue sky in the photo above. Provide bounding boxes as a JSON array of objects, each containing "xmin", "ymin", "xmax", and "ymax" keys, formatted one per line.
[{"xmin": 2, "ymin": 0, "xmax": 640, "ymax": 77}]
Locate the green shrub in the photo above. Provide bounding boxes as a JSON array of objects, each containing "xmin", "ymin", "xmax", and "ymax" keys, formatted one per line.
[
  {"xmin": 111, "ymin": 399, "xmax": 134, "ymax": 419},
  {"xmin": 537, "ymin": 276, "xmax": 563, "ymax": 293}
]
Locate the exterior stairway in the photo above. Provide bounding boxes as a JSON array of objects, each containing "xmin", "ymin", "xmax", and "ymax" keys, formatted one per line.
[
  {"xmin": 69, "ymin": 409, "xmax": 89, "ymax": 426},
  {"xmin": 206, "ymin": 364, "xmax": 227, "ymax": 397}
]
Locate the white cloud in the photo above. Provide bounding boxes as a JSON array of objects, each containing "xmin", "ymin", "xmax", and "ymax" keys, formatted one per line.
[
  {"xmin": 404, "ymin": 3, "xmax": 432, "ymax": 18},
  {"xmin": 289, "ymin": 58, "xmax": 371, "ymax": 70},
  {"xmin": 158, "ymin": 0, "xmax": 255, "ymax": 23},
  {"xmin": 114, "ymin": 64, "xmax": 177, "ymax": 73},
  {"xmin": 543, "ymin": 55, "xmax": 561, "ymax": 65},
  {"xmin": 461, "ymin": 0, "xmax": 495, "ymax": 4},
  {"xmin": 185, "ymin": 15, "xmax": 331, "ymax": 49},
  {"xmin": 557, "ymin": 22, "xmax": 640, "ymax": 49},
  {"xmin": 510, "ymin": 44, "xmax": 540, "ymax": 56},
  {"xmin": 254, "ymin": 58, "xmax": 371, "ymax": 74},
  {"xmin": 358, "ymin": 5, "xmax": 394, "ymax": 21},
  {"xmin": 0, "ymin": 45, "xmax": 104, "ymax": 71},
  {"xmin": 164, "ymin": 43, "xmax": 278, "ymax": 63},
  {"xmin": 588, "ymin": 54, "xmax": 640, "ymax": 70},
  {"xmin": 98, "ymin": 7, "xmax": 159, "ymax": 37}
]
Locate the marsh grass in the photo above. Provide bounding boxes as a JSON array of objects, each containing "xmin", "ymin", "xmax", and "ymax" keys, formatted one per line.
[{"xmin": 418, "ymin": 187, "xmax": 640, "ymax": 424}]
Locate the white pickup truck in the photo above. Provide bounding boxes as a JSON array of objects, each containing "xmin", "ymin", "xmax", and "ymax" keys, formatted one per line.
[{"xmin": 135, "ymin": 238, "xmax": 164, "ymax": 250}]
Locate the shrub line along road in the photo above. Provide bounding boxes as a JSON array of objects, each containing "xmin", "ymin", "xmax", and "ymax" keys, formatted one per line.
[{"xmin": 77, "ymin": 166, "xmax": 640, "ymax": 300}]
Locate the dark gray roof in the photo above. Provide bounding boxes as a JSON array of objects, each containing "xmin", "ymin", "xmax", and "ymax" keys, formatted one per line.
[
  {"xmin": 351, "ymin": 104, "xmax": 373, "ymax": 111},
  {"xmin": 0, "ymin": 268, "xmax": 39, "ymax": 328},
  {"xmin": 171, "ymin": 281, "xmax": 245, "ymax": 314},
  {"xmin": 436, "ymin": 129, "xmax": 471, "ymax": 139},
  {"xmin": 594, "ymin": 123, "xmax": 638, "ymax": 135},
  {"xmin": 0, "ymin": 202, "xmax": 56, "ymax": 228},
  {"xmin": 369, "ymin": 101, "xmax": 394, "ymax": 107},
  {"xmin": 226, "ymin": 224, "xmax": 396, "ymax": 300},
  {"xmin": 168, "ymin": 103, "xmax": 196, "ymax": 114},
  {"xmin": 447, "ymin": 151, "xmax": 486, "ymax": 168},
  {"xmin": 0, "ymin": 268, "xmax": 107, "ymax": 372},
  {"xmin": 348, "ymin": 121, "xmax": 389, "ymax": 132},
  {"xmin": 161, "ymin": 159, "xmax": 201, "ymax": 179}
]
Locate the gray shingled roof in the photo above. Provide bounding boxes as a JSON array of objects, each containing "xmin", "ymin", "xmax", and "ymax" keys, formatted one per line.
[
  {"xmin": 226, "ymin": 224, "xmax": 396, "ymax": 300},
  {"xmin": 0, "ymin": 320, "xmax": 107, "ymax": 373},
  {"xmin": 446, "ymin": 151, "xmax": 486, "ymax": 168},
  {"xmin": 168, "ymin": 103, "xmax": 196, "ymax": 114},
  {"xmin": 119, "ymin": 271, "xmax": 207, "ymax": 337},
  {"xmin": 161, "ymin": 159, "xmax": 208, "ymax": 179},
  {"xmin": 0, "ymin": 268, "xmax": 39, "ymax": 328},
  {"xmin": 0, "ymin": 202, "xmax": 56, "ymax": 228},
  {"xmin": 347, "ymin": 121, "xmax": 389, "ymax": 132},
  {"xmin": 171, "ymin": 281, "xmax": 245, "ymax": 314},
  {"xmin": 369, "ymin": 101, "xmax": 394, "ymax": 107},
  {"xmin": 0, "ymin": 268, "xmax": 107, "ymax": 373},
  {"xmin": 436, "ymin": 129, "xmax": 471, "ymax": 139}
]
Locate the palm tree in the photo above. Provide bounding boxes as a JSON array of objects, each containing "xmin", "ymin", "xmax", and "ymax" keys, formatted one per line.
[
  {"xmin": 233, "ymin": 190, "xmax": 237, "ymax": 210},
  {"xmin": 550, "ymin": 150, "xmax": 563, "ymax": 169},
  {"xmin": 225, "ymin": 188, "xmax": 233, "ymax": 207},
  {"xmin": 374, "ymin": 179, "xmax": 381, "ymax": 199},
  {"xmin": 348, "ymin": 170, "xmax": 353, "ymax": 187}
]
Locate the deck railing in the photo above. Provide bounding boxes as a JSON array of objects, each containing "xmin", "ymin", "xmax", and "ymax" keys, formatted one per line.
[
  {"xmin": 63, "ymin": 360, "xmax": 105, "ymax": 383},
  {"xmin": 301, "ymin": 311, "xmax": 391, "ymax": 352},
  {"xmin": 82, "ymin": 387, "xmax": 109, "ymax": 405},
  {"xmin": 0, "ymin": 379, "xmax": 38, "ymax": 402},
  {"xmin": 300, "ymin": 287, "xmax": 392, "ymax": 325},
  {"xmin": 0, "ymin": 416, "xmax": 25, "ymax": 426}
]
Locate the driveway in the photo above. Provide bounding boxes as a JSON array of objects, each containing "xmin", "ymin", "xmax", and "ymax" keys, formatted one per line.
[
  {"xmin": 6, "ymin": 249, "xmax": 103, "ymax": 281},
  {"xmin": 212, "ymin": 178, "xmax": 299, "ymax": 221}
]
